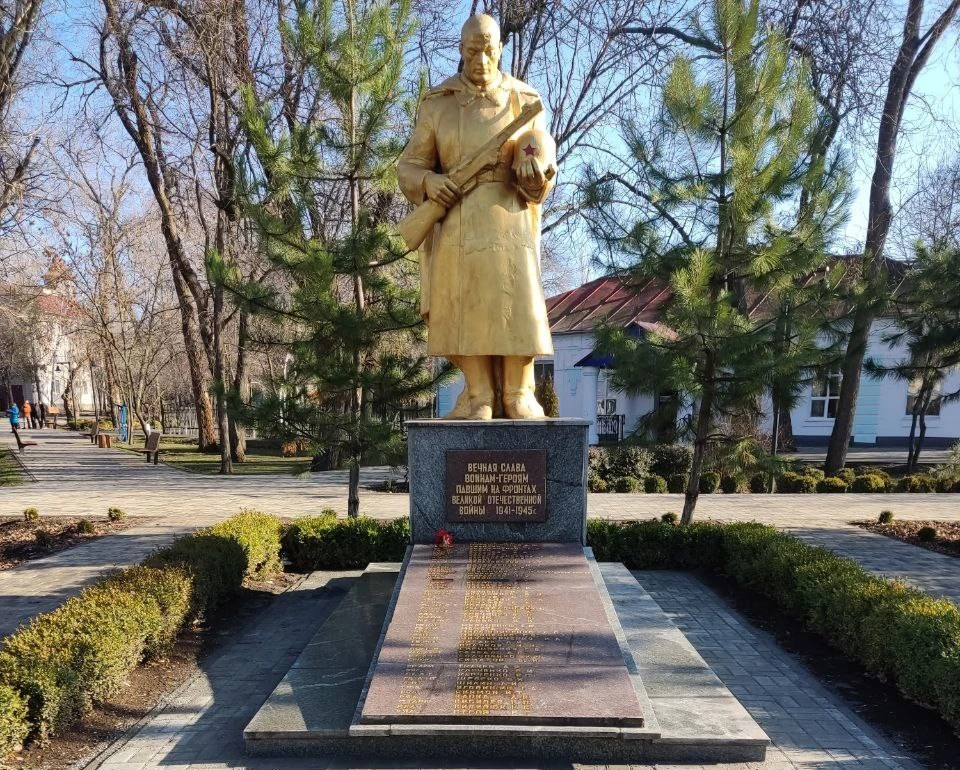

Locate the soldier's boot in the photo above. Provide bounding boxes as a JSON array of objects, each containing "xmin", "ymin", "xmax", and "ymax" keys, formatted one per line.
[
  {"xmin": 502, "ymin": 356, "xmax": 545, "ymax": 419},
  {"xmin": 445, "ymin": 356, "xmax": 495, "ymax": 420}
]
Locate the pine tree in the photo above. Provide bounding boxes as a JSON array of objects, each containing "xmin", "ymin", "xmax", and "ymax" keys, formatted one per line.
[
  {"xmin": 865, "ymin": 245, "xmax": 960, "ymax": 471},
  {"xmin": 586, "ymin": 0, "xmax": 847, "ymax": 522},
  {"xmin": 534, "ymin": 376, "xmax": 560, "ymax": 418},
  {"xmin": 231, "ymin": 0, "xmax": 442, "ymax": 517}
]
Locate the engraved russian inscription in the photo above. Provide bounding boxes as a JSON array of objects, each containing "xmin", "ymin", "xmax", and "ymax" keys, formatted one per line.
[
  {"xmin": 396, "ymin": 545, "xmax": 453, "ymax": 715},
  {"xmin": 446, "ymin": 450, "xmax": 547, "ymax": 522},
  {"xmin": 454, "ymin": 542, "xmax": 540, "ymax": 716}
]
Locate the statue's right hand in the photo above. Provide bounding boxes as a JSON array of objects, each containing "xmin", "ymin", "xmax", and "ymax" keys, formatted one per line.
[{"xmin": 424, "ymin": 172, "xmax": 461, "ymax": 208}]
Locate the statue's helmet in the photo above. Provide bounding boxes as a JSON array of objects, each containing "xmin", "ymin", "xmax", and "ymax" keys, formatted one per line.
[{"xmin": 512, "ymin": 128, "xmax": 557, "ymax": 177}]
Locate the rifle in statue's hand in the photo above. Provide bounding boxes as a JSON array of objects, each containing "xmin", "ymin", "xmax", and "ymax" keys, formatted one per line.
[{"xmin": 397, "ymin": 101, "xmax": 544, "ymax": 252}]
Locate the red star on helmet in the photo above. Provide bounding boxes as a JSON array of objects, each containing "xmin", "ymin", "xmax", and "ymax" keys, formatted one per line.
[{"xmin": 522, "ymin": 143, "xmax": 537, "ymax": 156}]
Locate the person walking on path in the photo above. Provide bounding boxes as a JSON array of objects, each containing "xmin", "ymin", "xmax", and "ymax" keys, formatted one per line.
[
  {"xmin": 7, "ymin": 402, "xmax": 20, "ymax": 429},
  {"xmin": 36, "ymin": 401, "xmax": 45, "ymax": 429},
  {"xmin": 22, "ymin": 401, "xmax": 32, "ymax": 428}
]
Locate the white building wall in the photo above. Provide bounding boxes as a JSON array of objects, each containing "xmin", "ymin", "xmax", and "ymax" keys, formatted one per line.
[{"xmin": 791, "ymin": 318, "xmax": 960, "ymax": 444}]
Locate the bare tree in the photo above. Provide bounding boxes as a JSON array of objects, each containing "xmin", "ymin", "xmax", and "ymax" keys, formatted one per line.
[{"xmin": 825, "ymin": 0, "xmax": 960, "ymax": 473}]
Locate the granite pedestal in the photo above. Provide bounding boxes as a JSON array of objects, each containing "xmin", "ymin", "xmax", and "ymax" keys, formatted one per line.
[{"xmin": 405, "ymin": 419, "xmax": 590, "ymax": 544}]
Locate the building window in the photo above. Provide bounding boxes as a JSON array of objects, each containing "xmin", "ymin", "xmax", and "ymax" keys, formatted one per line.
[
  {"xmin": 534, "ymin": 361, "xmax": 554, "ymax": 385},
  {"xmin": 906, "ymin": 379, "xmax": 941, "ymax": 416},
  {"xmin": 810, "ymin": 368, "xmax": 842, "ymax": 418}
]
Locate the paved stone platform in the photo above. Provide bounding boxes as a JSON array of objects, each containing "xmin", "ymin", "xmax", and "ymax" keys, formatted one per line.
[
  {"xmin": 87, "ymin": 567, "xmax": 922, "ymax": 770},
  {"xmin": 245, "ymin": 559, "xmax": 768, "ymax": 762}
]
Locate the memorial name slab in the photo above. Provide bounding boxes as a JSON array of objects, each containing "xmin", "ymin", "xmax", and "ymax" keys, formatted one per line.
[
  {"xmin": 445, "ymin": 450, "xmax": 546, "ymax": 523},
  {"xmin": 359, "ymin": 543, "xmax": 644, "ymax": 727}
]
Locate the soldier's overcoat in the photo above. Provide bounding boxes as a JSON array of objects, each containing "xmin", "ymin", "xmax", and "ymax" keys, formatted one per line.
[{"xmin": 397, "ymin": 72, "xmax": 555, "ymax": 357}]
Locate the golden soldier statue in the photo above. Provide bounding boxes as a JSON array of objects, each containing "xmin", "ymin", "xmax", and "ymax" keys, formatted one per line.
[{"xmin": 397, "ymin": 14, "xmax": 557, "ymax": 420}]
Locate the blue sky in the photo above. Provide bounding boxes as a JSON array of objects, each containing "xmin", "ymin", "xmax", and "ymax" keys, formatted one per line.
[{"xmin": 30, "ymin": 0, "xmax": 960, "ymax": 268}]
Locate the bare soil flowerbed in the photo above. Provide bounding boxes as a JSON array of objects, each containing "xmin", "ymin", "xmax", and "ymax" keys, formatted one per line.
[
  {"xmin": 0, "ymin": 516, "xmax": 135, "ymax": 571},
  {"xmin": 2, "ymin": 573, "xmax": 301, "ymax": 770},
  {"xmin": 854, "ymin": 519, "xmax": 960, "ymax": 558}
]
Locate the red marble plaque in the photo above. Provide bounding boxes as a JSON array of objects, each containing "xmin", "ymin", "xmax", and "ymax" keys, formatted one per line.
[
  {"xmin": 360, "ymin": 543, "xmax": 644, "ymax": 726},
  {"xmin": 445, "ymin": 450, "xmax": 547, "ymax": 523}
]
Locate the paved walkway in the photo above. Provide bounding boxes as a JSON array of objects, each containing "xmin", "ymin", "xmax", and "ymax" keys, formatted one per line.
[
  {"xmin": 87, "ymin": 570, "xmax": 923, "ymax": 770},
  {"xmin": 2, "ymin": 428, "xmax": 960, "ymax": 639}
]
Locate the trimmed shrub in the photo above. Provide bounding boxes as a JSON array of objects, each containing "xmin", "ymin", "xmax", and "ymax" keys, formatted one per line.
[
  {"xmin": 0, "ymin": 511, "xmax": 280, "ymax": 748},
  {"xmin": 878, "ymin": 510, "xmax": 894, "ymax": 524},
  {"xmin": 699, "ymin": 471, "xmax": 721, "ymax": 494},
  {"xmin": 206, "ymin": 511, "xmax": 283, "ymax": 580},
  {"xmin": 22, "ymin": 507, "xmax": 38, "ymax": 523},
  {"xmin": 803, "ymin": 467, "xmax": 826, "ymax": 482},
  {"xmin": 749, "ymin": 473, "xmax": 768, "ymax": 494},
  {"xmin": 918, "ymin": 526, "xmax": 938, "ymax": 543},
  {"xmin": 102, "ymin": 565, "xmax": 192, "ymax": 658},
  {"xmin": 295, "ymin": 516, "xmax": 381, "ymax": 570},
  {"xmin": 588, "ymin": 473, "xmax": 609, "ymax": 493},
  {"xmin": 586, "ymin": 520, "xmax": 960, "ymax": 729},
  {"xmin": 660, "ymin": 512, "xmax": 678, "ymax": 525},
  {"xmin": 834, "ymin": 468, "xmax": 856, "ymax": 485},
  {"xmin": 650, "ymin": 444, "xmax": 693, "ymax": 478},
  {"xmin": 107, "ymin": 507, "xmax": 126, "ymax": 522},
  {"xmin": 936, "ymin": 476, "xmax": 957, "ymax": 493},
  {"xmin": 588, "ymin": 447, "xmax": 613, "ymax": 480},
  {"xmin": 613, "ymin": 476, "xmax": 643, "ymax": 493},
  {"xmin": 76, "ymin": 519, "xmax": 95, "ymax": 535},
  {"xmin": 851, "ymin": 474, "xmax": 887, "ymax": 493},
  {"xmin": 280, "ymin": 511, "xmax": 338, "ymax": 570},
  {"xmin": 376, "ymin": 517, "xmax": 411, "ymax": 561},
  {"xmin": 609, "ymin": 447, "xmax": 651, "ymax": 481},
  {"xmin": 644, "ymin": 474, "xmax": 667, "ymax": 494},
  {"xmin": 666, "ymin": 473, "xmax": 687, "ymax": 493},
  {"xmin": 0, "ymin": 582, "xmax": 162, "ymax": 737},
  {"xmin": 720, "ymin": 474, "xmax": 746, "ymax": 494},
  {"xmin": 0, "ymin": 684, "xmax": 28, "ymax": 756},
  {"xmin": 816, "ymin": 477, "xmax": 848, "ymax": 494},
  {"xmin": 778, "ymin": 471, "xmax": 816, "ymax": 493},
  {"xmin": 145, "ymin": 533, "xmax": 246, "ymax": 619},
  {"xmin": 896, "ymin": 474, "xmax": 937, "ymax": 493}
]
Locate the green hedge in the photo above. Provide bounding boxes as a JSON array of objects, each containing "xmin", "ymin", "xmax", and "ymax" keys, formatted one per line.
[
  {"xmin": 587, "ymin": 519, "xmax": 960, "ymax": 730},
  {"xmin": 851, "ymin": 474, "xmax": 887, "ymax": 493},
  {"xmin": 206, "ymin": 511, "xmax": 284, "ymax": 580},
  {"xmin": 282, "ymin": 513, "xmax": 410, "ymax": 570},
  {"xmin": 0, "ymin": 685, "xmax": 28, "ymax": 755},
  {"xmin": 0, "ymin": 510, "xmax": 282, "ymax": 751},
  {"xmin": 816, "ymin": 477, "xmax": 848, "ymax": 493}
]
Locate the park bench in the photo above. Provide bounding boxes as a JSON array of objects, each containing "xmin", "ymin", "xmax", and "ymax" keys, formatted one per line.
[
  {"xmin": 44, "ymin": 407, "xmax": 60, "ymax": 429},
  {"xmin": 11, "ymin": 427, "xmax": 37, "ymax": 454},
  {"xmin": 82, "ymin": 422, "xmax": 99, "ymax": 444},
  {"xmin": 139, "ymin": 431, "xmax": 163, "ymax": 465}
]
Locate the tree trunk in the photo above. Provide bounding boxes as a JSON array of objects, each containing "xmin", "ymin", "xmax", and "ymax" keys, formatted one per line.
[
  {"xmin": 682, "ymin": 355, "xmax": 716, "ymax": 525},
  {"xmin": 230, "ymin": 310, "xmax": 249, "ymax": 463},
  {"xmin": 172, "ymin": 267, "xmax": 217, "ymax": 451},
  {"xmin": 826, "ymin": 0, "xmax": 960, "ymax": 472},
  {"xmin": 213, "ymin": 282, "xmax": 232, "ymax": 474},
  {"xmin": 825, "ymin": 304, "xmax": 871, "ymax": 472},
  {"xmin": 906, "ymin": 408, "xmax": 920, "ymax": 473}
]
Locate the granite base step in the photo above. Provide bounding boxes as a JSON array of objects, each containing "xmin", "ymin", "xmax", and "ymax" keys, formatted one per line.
[{"xmin": 243, "ymin": 558, "xmax": 768, "ymax": 763}]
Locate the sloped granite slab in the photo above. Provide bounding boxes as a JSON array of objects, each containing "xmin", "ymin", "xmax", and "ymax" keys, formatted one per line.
[
  {"xmin": 359, "ymin": 543, "xmax": 644, "ymax": 726},
  {"xmin": 243, "ymin": 557, "xmax": 769, "ymax": 762}
]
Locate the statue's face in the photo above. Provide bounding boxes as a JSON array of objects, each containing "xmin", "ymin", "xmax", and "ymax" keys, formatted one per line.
[{"xmin": 460, "ymin": 26, "xmax": 502, "ymax": 87}]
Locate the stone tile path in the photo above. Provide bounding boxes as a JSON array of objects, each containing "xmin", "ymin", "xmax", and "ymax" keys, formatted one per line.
[
  {"xmin": 3, "ymin": 427, "xmax": 960, "ymax": 638},
  {"xmin": 87, "ymin": 570, "xmax": 924, "ymax": 770}
]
